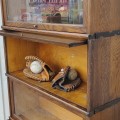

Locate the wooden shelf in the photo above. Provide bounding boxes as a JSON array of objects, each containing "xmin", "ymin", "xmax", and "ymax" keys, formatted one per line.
[
  {"xmin": 2, "ymin": 26, "xmax": 88, "ymax": 38},
  {"xmin": 0, "ymin": 30, "xmax": 88, "ymax": 47},
  {"xmin": 6, "ymin": 70, "xmax": 87, "ymax": 112}
]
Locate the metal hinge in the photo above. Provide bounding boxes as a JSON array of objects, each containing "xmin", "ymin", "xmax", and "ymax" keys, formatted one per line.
[{"xmin": 89, "ymin": 30, "xmax": 120, "ymax": 40}]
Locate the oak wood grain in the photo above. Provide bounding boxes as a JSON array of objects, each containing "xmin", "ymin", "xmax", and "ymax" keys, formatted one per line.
[
  {"xmin": 13, "ymin": 80, "xmax": 61, "ymax": 120},
  {"xmin": 12, "ymin": 79, "xmax": 84, "ymax": 120},
  {"xmin": 8, "ymin": 71, "xmax": 87, "ymax": 109},
  {"xmin": 0, "ymin": 30, "xmax": 88, "ymax": 47},
  {"xmin": 2, "ymin": 0, "xmax": 120, "ymax": 34},
  {"xmin": 37, "ymin": 43, "xmax": 87, "ymax": 83},
  {"xmin": 2, "ymin": 26, "xmax": 88, "ymax": 40},
  {"xmin": 5, "ymin": 22, "xmax": 87, "ymax": 33},
  {"xmin": 6, "ymin": 37, "xmax": 37, "ymax": 72},
  {"xmin": 88, "ymin": 36, "xmax": 120, "ymax": 111},
  {"xmin": 87, "ymin": 102, "xmax": 120, "ymax": 120},
  {"xmin": 2, "ymin": 0, "xmax": 88, "ymax": 33},
  {"xmin": 88, "ymin": 0, "xmax": 120, "ymax": 33},
  {"xmin": 6, "ymin": 37, "xmax": 87, "ymax": 82}
]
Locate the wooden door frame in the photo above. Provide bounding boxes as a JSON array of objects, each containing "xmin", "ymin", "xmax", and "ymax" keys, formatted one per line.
[{"xmin": 1, "ymin": 0, "xmax": 88, "ymax": 33}]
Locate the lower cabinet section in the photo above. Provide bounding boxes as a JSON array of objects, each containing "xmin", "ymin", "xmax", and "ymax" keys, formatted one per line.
[
  {"xmin": 9, "ymin": 77, "xmax": 120, "ymax": 120},
  {"xmin": 88, "ymin": 102, "xmax": 120, "ymax": 120},
  {"xmin": 10, "ymin": 78, "xmax": 84, "ymax": 120}
]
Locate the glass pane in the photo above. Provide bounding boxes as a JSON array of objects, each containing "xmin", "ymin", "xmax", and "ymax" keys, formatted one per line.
[
  {"xmin": 13, "ymin": 81, "xmax": 83, "ymax": 120},
  {"xmin": 6, "ymin": 0, "xmax": 83, "ymax": 24},
  {"xmin": 13, "ymin": 81, "xmax": 61, "ymax": 120}
]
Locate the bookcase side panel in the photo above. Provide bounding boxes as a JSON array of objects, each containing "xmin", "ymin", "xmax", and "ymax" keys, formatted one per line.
[
  {"xmin": 86, "ymin": 102, "xmax": 120, "ymax": 120},
  {"xmin": 88, "ymin": 0, "xmax": 120, "ymax": 34},
  {"xmin": 88, "ymin": 36, "xmax": 120, "ymax": 111}
]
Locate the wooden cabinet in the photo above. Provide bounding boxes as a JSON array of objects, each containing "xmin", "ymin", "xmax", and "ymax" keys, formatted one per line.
[
  {"xmin": 9, "ymin": 78, "xmax": 84, "ymax": 120},
  {"xmin": 0, "ymin": 0, "xmax": 120, "ymax": 120}
]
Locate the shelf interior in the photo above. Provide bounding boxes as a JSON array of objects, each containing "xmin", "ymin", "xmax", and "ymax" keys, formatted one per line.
[
  {"xmin": 8, "ymin": 70, "xmax": 87, "ymax": 109},
  {"xmin": 6, "ymin": 37, "xmax": 87, "ymax": 83},
  {"xmin": 6, "ymin": 36, "xmax": 88, "ymax": 109}
]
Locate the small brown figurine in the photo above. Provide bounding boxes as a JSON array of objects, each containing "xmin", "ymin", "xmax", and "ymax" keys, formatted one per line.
[
  {"xmin": 52, "ymin": 66, "xmax": 82, "ymax": 92},
  {"xmin": 23, "ymin": 56, "xmax": 55, "ymax": 82}
]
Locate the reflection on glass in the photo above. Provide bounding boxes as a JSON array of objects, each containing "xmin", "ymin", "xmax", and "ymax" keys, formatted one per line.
[
  {"xmin": 6, "ymin": 0, "xmax": 83, "ymax": 24},
  {"xmin": 13, "ymin": 82, "xmax": 61, "ymax": 120}
]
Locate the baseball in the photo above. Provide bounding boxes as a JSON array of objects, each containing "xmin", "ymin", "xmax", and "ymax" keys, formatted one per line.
[
  {"xmin": 30, "ymin": 61, "xmax": 43, "ymax": 74},
  {"xmin": 68, "ymin": 69, "xmax": 78, "ymax": 81}
]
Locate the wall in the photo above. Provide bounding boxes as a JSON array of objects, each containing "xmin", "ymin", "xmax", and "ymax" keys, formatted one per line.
[{"xmin": 0, "ymin": 0, "xmax": 10, "ymax": 120}]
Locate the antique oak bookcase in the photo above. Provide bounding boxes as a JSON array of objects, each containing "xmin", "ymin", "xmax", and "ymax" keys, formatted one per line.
[{"xmin": 0, "ymin": 0, "xmax": 120, "ymax": 120}]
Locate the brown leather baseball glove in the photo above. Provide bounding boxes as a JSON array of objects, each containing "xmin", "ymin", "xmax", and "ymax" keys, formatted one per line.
[
  {"xmin": 52, "ymin": 66, "xmax": 82, "ymax": 92},
  {"xmin": 23, "ymin": 56, "xmax": 55, "ymax": 82}
]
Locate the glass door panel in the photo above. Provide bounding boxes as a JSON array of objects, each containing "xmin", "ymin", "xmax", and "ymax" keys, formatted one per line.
[
  {"xmin": 13, "ymin": 81, "xmax": 61, "ymax": 120},
  {"xmin": 6, "ymin": 0, "xmax": 83, "ymax": 24},
  {"xmin": 12, "ymin": 80, "xmax": 83, "ymax": 120}
]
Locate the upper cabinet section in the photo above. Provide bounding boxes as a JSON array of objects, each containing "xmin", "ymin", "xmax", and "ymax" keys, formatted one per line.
[
  {"xmin": 6, "ymin": 0, "xmax": 83, "ymax": 25},
  {"xmin": 2, "ymin": 0, "xmax": 88, "ymax": 33},
  {"xmin": 2, "ymin": 0, "xmax": 120, "ymax": 34}
]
